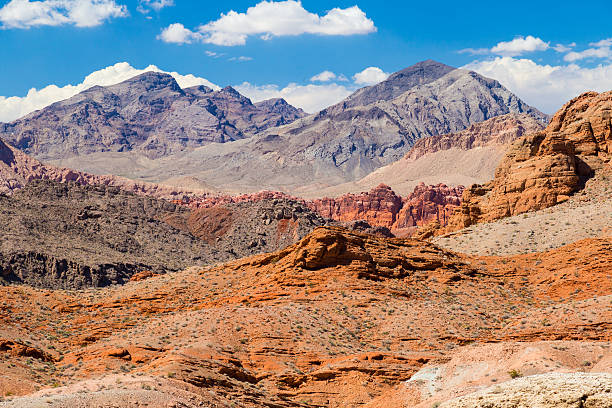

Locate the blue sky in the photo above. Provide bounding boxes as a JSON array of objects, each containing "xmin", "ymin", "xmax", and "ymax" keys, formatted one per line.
[{"xmin": 1, "ymin": 0, "xmax": 612, "ymax": 120}]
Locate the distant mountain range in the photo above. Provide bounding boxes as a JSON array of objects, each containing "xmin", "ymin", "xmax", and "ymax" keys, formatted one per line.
[
  {"xmin": 1, "ymin": 60, "xmax": 548, "ymax": 195},
  {"xmin": 0, "ymin": 72, "xmax": 305, "ymax": 160}
]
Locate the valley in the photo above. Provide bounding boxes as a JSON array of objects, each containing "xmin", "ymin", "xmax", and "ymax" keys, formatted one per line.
[{"xmin": 0, "ymin": 57, "xmax": 610, "ymax": 408}]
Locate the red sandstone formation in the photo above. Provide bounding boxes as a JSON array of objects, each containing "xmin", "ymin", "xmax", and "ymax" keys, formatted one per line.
[{"xmin": 309, "ymin": 183, "xmax": 464, "ymax": 236}]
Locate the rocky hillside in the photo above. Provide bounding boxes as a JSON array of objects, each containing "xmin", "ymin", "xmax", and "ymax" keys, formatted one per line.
[
  {"xmin": 0, "ymin": 136, "xmax": 212, "ymax": 198},
  {"xmin": 404, "ymin": 113, "xmax": 545, "ymax": 161},
  {"xmin": 0, "ymin": 72, "xmax": 305, "ymax": 160},
  {"xmin": 0, "ymin": 180, "xmax": 329, "ymax": 289},
  {"xmin": 446, "ymin": 91, "xmax": 612, "ymax": 231},
  {"xmin": 0, "ymin": 226, "xmax": 610, "ymax": 407},
  {"xmin": 318, "ymin": 112, "xmax": 546, "ymax": 197},
  {"xmin": 45, "ymin": 61, "xmax": 547, "ymax": 194}
]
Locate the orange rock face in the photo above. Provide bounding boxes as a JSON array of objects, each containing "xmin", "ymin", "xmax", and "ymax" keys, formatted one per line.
[
  {"xmin": 447, "ymin": 91, "xmax": 612, "ymax": 231},
  {"xmin": 1, "ymin": 227, "xmax": 610, "ymax": 407}
]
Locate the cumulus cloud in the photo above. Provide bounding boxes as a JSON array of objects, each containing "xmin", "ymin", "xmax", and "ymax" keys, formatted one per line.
[
  {"xmin": 158, "ymin": 0, "xmax": 376, "ymax": 46},
  {"xmin": 157, "ymin": 23, "xmax": 202, "ymax": 44},
  {"xmin": 310, "ymin": 71, "xmax": 337, "ymax": 82},
  {"xmin": 564, "ymin": 47, "xmax": 612, "ymax": 62},
  {"xmin": 563, "ymin": 39, "xmax": 612, "ymax": 62},
  {"xmin": 490, "ymin": 35, "xmax": 549, "ymax": 56},
  {"xmin": 235, "ymin": 82, "xmax": 353, "ymax": 113},
  {"xmin": 353, "ymin": 67, "xmax": 389, "ymax": 86},
  {"xmin": 0, "ymin": 0, "xmax": 127, "ymax": 28},
  {"xmin": 463, "ymin": 56, "xmax": 612, "ymax": 114},
  {"xmin": 590, "ymin": 38, "xmax": 612, "ymax": 48},
  {"xmin": 137, "ymin": 0, "xmax": 173, "ymax": 13},
  {"xmin": 0, "ymin": 62, "xmax": 219, "ymax": 122}
]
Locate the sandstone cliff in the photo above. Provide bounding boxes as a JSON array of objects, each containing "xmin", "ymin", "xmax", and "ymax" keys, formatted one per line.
[{"xmin": 446, "ymin": 91, "xmax": 612, "ymax": 231}]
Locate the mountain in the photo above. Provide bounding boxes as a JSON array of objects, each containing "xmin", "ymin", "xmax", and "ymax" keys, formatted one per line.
[
  {"xmin": 3, "ymin": 61, "xmax": 547, "ymax": 195},
  {"xmin": 0, "ymin": 72, "xmax": 306, "ymax": 160},
  {"xmin": 320, "ymin": 113, "xmax": 545, "ymax": 197},
  {"xmin": 56, "ymin": 60, "xmax": 546, "ymax": 194},
  {"xmin": 342, "ymin": 59, "xmax": 457, "ymax": 108}
]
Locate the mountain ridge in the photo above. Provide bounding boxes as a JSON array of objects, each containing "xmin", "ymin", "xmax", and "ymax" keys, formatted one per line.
[{"xmin": 0, "ymin": 72, "xmax": 306, "ymax": 161}]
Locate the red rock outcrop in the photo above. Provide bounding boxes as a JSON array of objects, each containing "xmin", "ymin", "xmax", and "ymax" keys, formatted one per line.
[
  {"xmin": 308, "ymin": 184, "xmax": 403, "ymax": 228},
  {"xmin": 446, "ymin": 91, "xmax": 612, "ymax": 231},
  {"xmin": 394, "ymin": 183, "xmax": 464, "ymax": 235},
  {"xmin": 308, "ymin": 183, "xmax": 464, "ymax": 236}
]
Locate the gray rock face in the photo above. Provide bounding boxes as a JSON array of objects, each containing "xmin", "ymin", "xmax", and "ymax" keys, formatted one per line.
[
  {"xmin": 342, "ymin": 59, "xmax": 457, "ymax": 108},
  {"xmin": 0, "ymin": 72, "xmax": 305, "ymax": 160}
]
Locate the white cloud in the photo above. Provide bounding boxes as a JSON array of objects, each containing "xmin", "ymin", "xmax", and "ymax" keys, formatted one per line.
[
  {"xmin": 457, "ymin": 47, "xmax": 490, "ymax": 55},
  {"xmin": 590, "ymin": 38, "xmax": 612, "ymax": 48},
  {"xmin": 564, "ymin": 47, "xmax": 611, "ymax": 62},
  {"xmin": 0, "ymin": 0, "xmax": 127, "ymax": 28},
  {"xmin": 229, "ymin": 56, "xmax": 253, "ymax": 62},
  {"xmin": 353, "ymin": 67, "xmax": 389, "ymax": 86},
  {"xmin": 157, "ymin": 22, "xmax": 202, "ymax": 44},
  {"xmin": 490, "ymin": 35, "xmax": 549, "ymax": 56},
  {"xmin": 205, "ymin": 50, "xmax": 221, "ymax": 57},
  {"xmin": 159, "ymin": 0, "xmax": 376, "ymax": 46},
  {"xmin": 137, "ymin": 0, "xmax": 173, "ymax": 13},
  {"xmin": 310, "ymin": 70, "xmax": 337, "ymax": 82},
  {"xmin": 0, "ymin": 62, "xmax": 219, "ymax": 122},
  {"xmin": 464, "ymin": 56, "xmax": 612, "ymax": 114},
  {"xmin": 552, "ymin": 42, "xmax": 575, "ymax": 53},
  {"xmin": 235, "ymin": 81, "xmax": 353, "ymax": 113}
]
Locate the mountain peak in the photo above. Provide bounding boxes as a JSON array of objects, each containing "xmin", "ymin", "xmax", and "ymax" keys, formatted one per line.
[
  {"xmin": 116, "ymin": 71, "xmax": 183, "ymax": 93},
  {"xmin": 343, "ymin": 60, "xmax": 457, "ymax": 108},
  {"xmin": 220, "ymin": 86, "xmax": 242, "ymax": 96}
]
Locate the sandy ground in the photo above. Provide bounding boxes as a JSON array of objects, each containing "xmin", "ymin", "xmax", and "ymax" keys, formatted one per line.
[{"xmin": 434, "ymin": 173, "xmax": 612, "ymax": 255}]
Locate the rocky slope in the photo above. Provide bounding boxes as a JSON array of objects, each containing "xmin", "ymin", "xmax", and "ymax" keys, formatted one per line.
[
  {"xmin": 446, "ymin": 91, "xmax": 612, "ymax": 231},
  {"xmin": 0, "ymin": 72, "xmax": 305, "ymax": 160},
  {"xmin": 0, "ymin": 227, "xmax": 610, "ymax": 407},
  {"xmin": 434, "ymin": 169, "xmax": 612, "ymax": 255},
  {"xmin": 0, "ymin": 180, "xmax": 329, "ymax": 289},
  {"xmin": 0, "ymin": 136, "xmax": 213, "ymax": 198},
  {"xmin": 47, "ymin": 61, "xmax": 547, "ymax": 194},
  {"xmin": 404, "ymin": 113, "xmax": 545, "ymax": 161},
  {"xmin": 309, "ymin": 183, "xmax": 464, "ymax": 236},
  {"xmin": 315, "ymin": 112, "xmax": 546, "ymax": 197}
]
